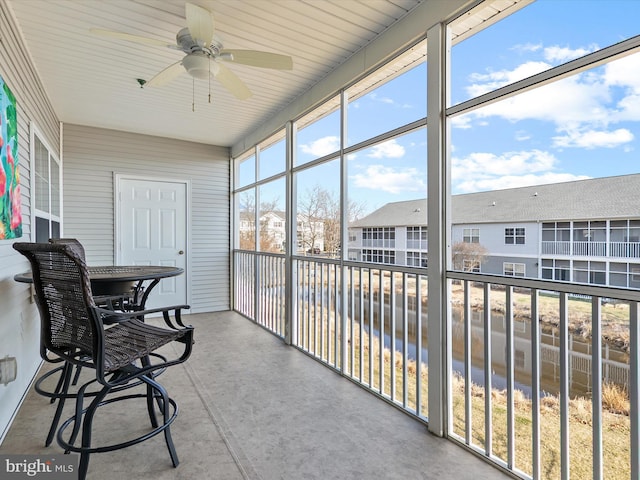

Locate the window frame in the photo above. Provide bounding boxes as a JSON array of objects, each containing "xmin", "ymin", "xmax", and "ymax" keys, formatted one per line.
[
  {"xmin": 30, "ymin": 123, "xmax": 62, "ymax": 242},
  {"xmin": 505, "ymin": 227, "xmax": 525, "ymax": 245},
  {"xmin": 463, "ymin": 228, "xmax": 479, "ymax": 243},
  {"xmin": 503, "ymin": 262, "xmax": 525, "ymax": 277}
]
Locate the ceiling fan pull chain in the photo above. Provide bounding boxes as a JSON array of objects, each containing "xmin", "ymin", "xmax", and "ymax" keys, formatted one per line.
[
  {"xmin": 192, "ymin": 77, "xmax": 195, "ymax": 112},
  {"xmin": 208, "ymin": 59, "xmax": 212, "ymax": 104}
]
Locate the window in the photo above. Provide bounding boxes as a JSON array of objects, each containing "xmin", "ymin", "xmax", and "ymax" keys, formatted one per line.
[
  {"xmin": 32, "ymin": 129, "xmax": 61, "ymax": 242},
  {"xmin": 542, "ymin": 258, "xmax": 570, "ymax": 281},
  {"xmin": 573, "ymin": 260, "xmax": 606, "ymax": 285},
  {"xmin": 463, "ymin": 228, "xmax": 479, "ymax": 243},
  {"xmin": 503, "ymin": 262, "xmax": 525, "ymax": 277},
  {"xmin": 407, "ymin": 251, "xmax": 427, "ymax": 268},
  {"xmin": 259, "ymin": 179, "xmax": 286, "ymax": 253},
  {"xmin": 610, "ymin": 263, "xmax": 640, "ymax": 288},
  {"xmin": 258, "ymin": 132, "xmax": 286, "ymax": 180},
  {"xmin": 363, "ymin": 249, "xmax": 395, "ymax": 265},
  {"xmin": 236, "ymin": 152, "xmax": 255, "ymax": 188},
  {"xmin": 542, "ymin": 222, "xmax": 571, "ymax": 241},
  {"xmin": 505, "ymin": 227, "xmax": 525, "ymax": 245},
  {"xmin": 407, "ymin": 226, "xmax": 427, "ymax": 250},
  {"xmin": 362, "ymin": 227, "xmax": 395, "ymax": 248}
]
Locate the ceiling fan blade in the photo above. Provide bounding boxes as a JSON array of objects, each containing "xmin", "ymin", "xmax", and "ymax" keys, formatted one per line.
[
  {"xmin": 145, "ymin": 60, "xmax": 185, "ymax": 87},
  {"xmin": 90, "ymin": 28, "xmax": 173, "ymax": 48},
  {"xmin": 215, "ymin": 63, "xmax": 252, "ymax": 100},
  {"xmin": 185, "ymin": 2, "xmax": 214, "ymax": 47},
  {"xmin": 221, "ymin": 49, "xmax": 293, "ymax": 70}
]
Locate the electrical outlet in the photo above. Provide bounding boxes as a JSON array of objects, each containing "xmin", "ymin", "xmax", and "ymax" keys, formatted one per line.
[{"xmin": 0, "ymin": 355, "xmax": 17, "ymax": 386}]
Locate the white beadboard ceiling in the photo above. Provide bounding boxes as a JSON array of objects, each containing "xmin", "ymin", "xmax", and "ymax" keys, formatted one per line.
[
  {"xmin": 6, "ymin": 0, "xmax": 425, "ymax": 148},
  {"xmin": 7, "ymin": 0, "xmax": 526, "ymax": 150}
]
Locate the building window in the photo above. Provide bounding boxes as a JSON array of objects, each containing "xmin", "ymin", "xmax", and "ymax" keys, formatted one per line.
[
  {"xmin": 406, "ymin": 226, "xmax": 427, "ymax": 250},
  {"xmin": 362, "ymin": 227, "xmax": 395, "ymax": 248},
  {"xmin": 541, "ymin": 258, "xmax": 570, "ymax": 281},
  {"xmin": 573, "ymin": 260, "xmax": 606, "ymax": 285},
  {"xmin": 505, "ymin": 227, "xmax": 525, "ymax": 245},
  {"xmin": 363, "ymin": 249, "xmax": 395, "ymax": 265},
  {"xmin": 32, "ymin": 129, "xmax": 61, "ymax": 242},
  {"xmin": 463, "ymin": 228, "xmax": 479, "ymax": 243},
  {"xmin": 407, "ymin": 251, "xmax": 427, "ymax": 268},
  {"xmin": 503, "ymin": 262, "xmax": 525, "ymax": 277},
  {"xmin": 348, "ymin": 232, "xmax": 357, "ymax": 242}
]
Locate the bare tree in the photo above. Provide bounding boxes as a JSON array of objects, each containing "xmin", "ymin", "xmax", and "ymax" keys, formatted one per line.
[
  {"xmin": 452, "ymin": 241, "xmax": 489, "ymax": 272},
  {"xmin": 297, "ymin": 185, "xmax": 326, "ymax": 254},
  {"xmin": 238, "ymin": 192, "xmax": 256, "ymax": 250},
  {"xmin": 298, "ymin": 185, "xmax": 366, "ymax": 256}
]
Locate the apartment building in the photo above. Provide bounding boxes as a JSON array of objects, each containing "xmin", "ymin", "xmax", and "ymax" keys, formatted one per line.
[
  {"xmin": 348, "ymin": 174, "xmax": 640, "ymax": 288},
  {"xmin": 239, "ymin": 210, "xmax": 325, "ymax": 254}
]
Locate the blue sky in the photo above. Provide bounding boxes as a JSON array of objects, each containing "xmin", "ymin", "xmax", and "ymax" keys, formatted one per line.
[{"xmin": 247, "ymin": 0, "xmax": 640, "ymax": 217}]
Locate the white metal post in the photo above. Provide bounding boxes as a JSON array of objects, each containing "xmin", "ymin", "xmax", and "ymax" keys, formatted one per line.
[{"xmin": 427, "ymin": 21, "xmax": 450, "ymax": 436}]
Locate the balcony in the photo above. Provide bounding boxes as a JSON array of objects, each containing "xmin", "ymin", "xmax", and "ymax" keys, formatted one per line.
[
  {"xmin": 234, "ymin": 251, "xmax": 639, "ymax": 480},
  {"xmin": 0, "ymin": 311, "xmax": 508, "ymax": 480},
  {"xmin": 542, "ymin": 240, "xmax": 640, "ymax": 258}
]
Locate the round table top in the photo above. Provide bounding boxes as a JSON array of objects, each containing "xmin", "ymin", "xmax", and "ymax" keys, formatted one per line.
[{"xmin": 14, "ymin": 265, "xmax": 183, "ymax": 284}]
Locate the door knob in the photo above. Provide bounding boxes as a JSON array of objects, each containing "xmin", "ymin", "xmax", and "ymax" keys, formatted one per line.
[{"xmin": 178, "ymin": 250, "xmax": 184, "ymax": 255}]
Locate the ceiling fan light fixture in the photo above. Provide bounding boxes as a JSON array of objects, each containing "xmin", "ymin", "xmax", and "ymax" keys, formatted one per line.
[{"xmin": 182, "ymin": 52, "xmax": 218, "ymax": 79}]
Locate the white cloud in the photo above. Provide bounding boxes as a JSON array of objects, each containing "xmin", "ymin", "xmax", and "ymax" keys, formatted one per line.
[
  {"xmin": 455, "ymin": 172, "xmax": 591, "ymax": 193},
  {"xmin": 451, "ymin": 150, "xmax": 557, "ymax": 180},
  {"xmin": 463, "ymin": 50, "xmax": 640, "ymax": 138},
  {"xmin": 552, "ymin": 128, "xmax": 634, "ymax": 149},
  {"xmin": 605, "ymin": 52, "xmax": 640, "ymax": 91},
  {"xmin": 451, "ymin": 116, "xmax": 472, "ymax": 129},
  {"xmin": 368, "ymin": 92, "xmax": 413, "ymax": 109},
  {"xmin": 300, "ymin": 136, "xmax": 339, "ymax": 157},
  {"xmin": 367, "ymin": 139, "xmax": 405, "ymax": 159},
  {"xmin": 469, "ymin": 72, "xmax": 610, "ymax": 130},
  {"xmin": 544, "ymin": 44, "xmax": 598, "ymax": 63},
  {"xmin": 511, "ymin": 43, "xmax": 543, "ymax": 54},
  {"xmin": 350, "ymin": 165, "xmax": 426, "ymax": 194},
  {"xmin": 467, "ymin": 61, "xmax": 551, "ymax": 97},
  {"xmin": 450, "ymin": 149, "xmax": 591, "ymax": 193}
]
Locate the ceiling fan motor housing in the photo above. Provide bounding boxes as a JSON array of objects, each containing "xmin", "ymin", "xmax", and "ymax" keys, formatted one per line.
[{"xmin": 182, "ymin": 52, "xmax": 219, "ymax": 79}]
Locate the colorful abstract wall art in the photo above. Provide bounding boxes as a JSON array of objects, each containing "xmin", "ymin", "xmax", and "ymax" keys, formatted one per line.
[{"xmin": 0, "ymin": 74, "xmax": 21, "ymax": 239}]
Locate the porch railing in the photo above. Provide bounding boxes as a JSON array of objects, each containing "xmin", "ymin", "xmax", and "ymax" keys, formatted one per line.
[
  {"xmin": 234, "ymin": 250, "xmax": 639, "ymax": 480},
  {"xmin": 542, "ymin": 240, "xmax": 640, "ymax": 258}
]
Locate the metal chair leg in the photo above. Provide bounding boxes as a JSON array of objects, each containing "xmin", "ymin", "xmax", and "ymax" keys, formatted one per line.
[
  {"xmin": 77, "ymin": 385, "xmax": 111, "ymax": 480},
  {"xmin": 45, "ymin": 362, "xmax": 73, "ymax": 447}
]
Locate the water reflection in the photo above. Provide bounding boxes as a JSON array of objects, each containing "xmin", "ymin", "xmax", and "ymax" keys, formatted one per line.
[{"xmin": 357, "ymin": 296, "xmax": 629, "ymax": 399}]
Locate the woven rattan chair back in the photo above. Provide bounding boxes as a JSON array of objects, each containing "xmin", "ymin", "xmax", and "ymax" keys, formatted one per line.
[
  {"xmin": 13, "ymin": 242, "xmax": 98, "ymax": 362},
  {"xmin": 49, "ymin": 238, "xmax": 87, "ymax": 261}
]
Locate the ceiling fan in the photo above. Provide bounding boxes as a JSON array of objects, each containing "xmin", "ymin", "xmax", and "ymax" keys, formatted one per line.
[{"xmin": 91, "ymin": 2, "xmax": 293, "ymax": 101}]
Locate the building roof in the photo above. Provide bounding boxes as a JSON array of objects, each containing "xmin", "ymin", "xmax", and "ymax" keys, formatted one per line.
[{"xmin": 350, "ymin": 174, "xmax": 640, "ymax": 228}]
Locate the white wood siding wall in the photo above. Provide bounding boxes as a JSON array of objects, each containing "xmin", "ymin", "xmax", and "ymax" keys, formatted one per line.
[
  {"xmin": 62, "ymin": 124, "xmax": 230, "ymax": 313},
  {"xmin": 0, "ymin": 2, "xmax": 61, "ymax": 442}
]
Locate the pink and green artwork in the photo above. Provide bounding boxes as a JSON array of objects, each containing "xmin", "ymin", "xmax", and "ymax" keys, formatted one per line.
[{"xmin": 0, "ymin": 74, "xmax": 21, "ymax": 239}]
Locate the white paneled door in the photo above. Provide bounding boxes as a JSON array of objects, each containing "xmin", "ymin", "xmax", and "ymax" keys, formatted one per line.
[{"xmin": 116, "ymin": 177, "xmax": 188, "ymax": 309}]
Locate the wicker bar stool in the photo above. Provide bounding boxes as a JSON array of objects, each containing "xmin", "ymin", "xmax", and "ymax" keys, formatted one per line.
[
  {"xmin": 31, "ymin": 238, "xmax": 138, "ymax": 447},
  {"xmin": 14, "ymin": 242, "xmax": 194, "ymax": 480}
]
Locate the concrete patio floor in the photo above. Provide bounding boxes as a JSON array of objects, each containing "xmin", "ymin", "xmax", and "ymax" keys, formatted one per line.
[{"xmin": 0, "ymin": 311, "xmax": 511, "ymax": 479}]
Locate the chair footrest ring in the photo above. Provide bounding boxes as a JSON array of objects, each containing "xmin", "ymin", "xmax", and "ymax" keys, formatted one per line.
[{"xmin": 56, "ymin": 393, "xmax": 178, "ymax": 454}]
